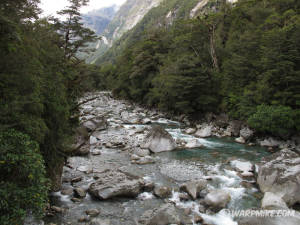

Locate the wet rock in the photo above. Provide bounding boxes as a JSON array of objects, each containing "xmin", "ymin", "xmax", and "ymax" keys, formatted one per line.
[
  {"xmin": 240, "ymin": 127, "xmax": 254, "ymax": 140},
  {"xmin": 185, "ymin": 128, "xmax": 196, "ymax": 135},
  {"xmin": 153, "ymin": 185, "xmax": 172, "ymax": 198},
  {"xmin": 144, "ymin": 180, "xmax": 155, "ymax": 192},
  {"xmin": 130, "ymin": 154, "xmax": 140, "ymax": 161},
  {"xmin": 77, "ymin": 165, "xmax": 92, "ymax": 173},
  {"xmin": 257, "ymin": 149, "xmax": 300, "ymax": 206},
  {"xmin": 86, "ymin": 209, "xmax": 100, "ymax": 217},
  {"xmin": 204, "ymin": 190, "xmax": 231, "ymax": 209},
  {"xmin": 231, "ymin": 160, "xmax": 254, "ymax": 177},
  {"xmin": 71, "ymin": 176, "xmax": 83, "ymax": 183},
  {"xmin": 194, "ymin": 214, "xmax": 203, "ymax": 224},
  {"xmin": 260, "ymin": 138, "xmax": 283, "ymax": 148},
  {"xmin": 195, "ymin": 125, "xmax": 213, "ymax": 138},
  {"xmin": 90, "ymin": 136, "xmax": 98, "ymax": 145},
  {"xmin": 91, "ymin": 149, "xmax": 101, "ymax": 155},
  {"xmin": 74, "ymin": 187, "xmax": 86, "ymax": 198},
  {"xmin": 71, "ymin": 197, "xmax": 82, "ymax": 203},
  {"xmin": 76, "ymin": 145, "xmax": 90, "ymax": 156},
  {"xmin": 180, "ymin": 179, "xmax": 207, "ymax": 200},
  {"xmin": 179, "ymin": 192, "xmax": 191, "ymax": 201},
  {"xmin": 185, "ymin": 139, "xmax": 203, "ymax": 149},
  {"xmin": 235, "ymin": 136, "xmax": 246, "ymax": 144},
  {"xmin": 261, "ymin": 192, "xmax": 288, "ymax": 209},
  {"xmin": 89, "ymin": 219, "xmax": 110, "ymax": 225},
  {"xmin": 88, "ymin": 170, "xmax": 144, "ymax": 200},
  {"xmin": 61, "ymin": 188, "xmax": 73, "ymax": 195},
  {"xmin": 142, "ymin": 126, "xmax": 176, "ymax": 153},
  {"xmin": 139, "ymin": 203, "xmax": 181, "ymax": 225}
]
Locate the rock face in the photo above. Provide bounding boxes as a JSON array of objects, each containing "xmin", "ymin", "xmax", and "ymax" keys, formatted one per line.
[
  {"xmin": 204, "ymin": 190, "xmax": 231, "ymax": 209},
  {"xmin": 195, "ymin": 125, "xmax": 213, "ymax": 138},
  {"xmin": 180, "ymin": 179, "xmax": 207, "ymax": 200},
  {"xmin": 142, "ymin": 126, "xmax": 176, "ymax": 153},
  {"xmin": 139, "ymin": 203, "xmax": 181, "ymax": 225},
  {"xmin": 261, "ymin": 192, "xmax": 288, "ymax": 209},
  {"xmin": 88, "ymin": 170, "xmax": 144, "ymax": 200},
  {"xmin": 240, "ymin": 127, "xmax": 254, "ymax": 140},
  {"xmin": 257, "ymin": 149, "xmax": 300, "ymax": 206}
]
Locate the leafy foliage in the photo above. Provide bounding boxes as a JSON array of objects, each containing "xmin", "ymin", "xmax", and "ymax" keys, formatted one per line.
[
  {"xmin": 96, "ymin": 0, "xmax": 299, "ymax": 136},
  {"xmin": 0, "ymin": 130, "xmax": 49, "ymax": 225}
]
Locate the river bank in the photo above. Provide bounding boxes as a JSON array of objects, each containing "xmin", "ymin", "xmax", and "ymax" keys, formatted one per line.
[{"xmin": 39, "ymin": 92, "xmax": 300, "ymax": 225}]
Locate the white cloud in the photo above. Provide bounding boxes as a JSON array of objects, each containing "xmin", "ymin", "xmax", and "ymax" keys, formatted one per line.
[{"xmin": 40, "ymin": 0, "xmax": 126, "ymax": 16}]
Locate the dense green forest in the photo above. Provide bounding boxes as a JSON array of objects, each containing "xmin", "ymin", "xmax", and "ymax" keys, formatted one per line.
[
  {"xmin": 0, "ymin": 0, "xmax": 99, "ymax": 224},
  {"xmin": 98, "ymin": 0, "xmax": 300, "ymax": 138}
]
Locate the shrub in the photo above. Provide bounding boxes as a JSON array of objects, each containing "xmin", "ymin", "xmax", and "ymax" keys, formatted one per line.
[
  {"xmin": 0, "ymin": 130, "xmax": 49, "ymax": 225},
  {"xmin": 248, "ymin": 104, "xmax": 294, "ymax": 137}
]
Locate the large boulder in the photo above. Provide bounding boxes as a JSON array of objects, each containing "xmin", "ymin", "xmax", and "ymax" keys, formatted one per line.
[
  {"xmin": 141, "ymin": 126, "xmax": 176, "ymax": 153},
  {"xmin": 88, "ymin": 170, "xmax": 144, "ymax": 200},
  {"xmin": 260, "ymin": 137, "xmax": 283, "ymax": 148},
  {"xmin": 195, "ymin": 125, "xmax": 213, "ymax": 138},
  {"xmin": 240, "ymin": 127, "xmax": 254, "ymax": 140},
  {"xmin": 204, "ymin": 190, "xmax": 231, "ymax": 209},
  {"xmin": 261, "ymin": 192, "xmax": 288, "ymax": 209},
  {"xmin": 139, "ymin": 204, "xmax": 181, "ymax": 225},
  {"xmin": 257, "ymin": 149, "xmax": 300, "ymax": 206},
  {"xmin": 180, "ymin": 179, "xmax": 207, "ymax": 200}
]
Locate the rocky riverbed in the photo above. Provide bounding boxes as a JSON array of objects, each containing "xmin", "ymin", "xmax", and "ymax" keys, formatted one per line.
[{"xmin": 41, "ymin": 92, "xmax": 300, "ymax": 225}]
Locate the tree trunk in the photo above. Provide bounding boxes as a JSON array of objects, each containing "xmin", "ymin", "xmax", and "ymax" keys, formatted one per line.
[{"xmin": 209, "ymin": 24, "xmax": 220, "ymax": 72}]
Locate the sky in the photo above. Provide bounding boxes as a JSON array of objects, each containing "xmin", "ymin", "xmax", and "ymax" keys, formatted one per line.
[{"xmin": 40, "ymin": 0, "xmax": 126, "ymax": 16}]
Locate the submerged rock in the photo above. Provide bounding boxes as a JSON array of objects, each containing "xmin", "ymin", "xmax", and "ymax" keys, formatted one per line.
[
  {"xmin": 180, "ymin": 179, "xmax": 207, "ymax": 200},
  {"xmin": 257, "ymin": 149, "xmax": 300, "ymax": 206},
  {"xmin": 141, "ymin": 126, "xmax": 176, "ymax": 153},
  {"xmin": 88, "ymin": 170, "xmax": 144, "ymax": 200}
]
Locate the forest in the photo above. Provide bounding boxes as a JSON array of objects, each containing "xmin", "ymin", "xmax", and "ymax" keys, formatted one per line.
[
  {"xmin": 0, "ymin": 0, "xmax": 99, "ymax": 224},
  {"xmin": 98, "ymin": 0, "xmax": 300, "ymax": 138}
]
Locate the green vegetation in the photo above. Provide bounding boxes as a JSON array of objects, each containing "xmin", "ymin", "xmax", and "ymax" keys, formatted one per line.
[
  {"xmin": 97, "ymin": 0, "xmax": 300, "ymax": 137},
  {"xmin": 0, "ymin": 0, "xmax": 100, "ymax": 223}
]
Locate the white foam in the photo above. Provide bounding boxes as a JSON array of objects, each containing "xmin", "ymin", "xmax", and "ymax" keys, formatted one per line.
[
  {"xmin": 138, "ymin": 192, "xmax": 154, "ymax": 200},
  {"xmin": 200, "ymin": 209, "xmax": 237, "ymax": 225}
]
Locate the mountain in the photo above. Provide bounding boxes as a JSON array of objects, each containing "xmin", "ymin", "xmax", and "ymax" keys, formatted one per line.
[
  {"xmin": 86, "ymin": 0, "xmax": 164, "ymax": 63},
  {"xmin": 82, "ymin": 5, "xmax": 119, "ymax": 35}
]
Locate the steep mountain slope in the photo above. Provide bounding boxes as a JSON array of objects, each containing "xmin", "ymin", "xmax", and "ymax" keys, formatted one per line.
[
  {"xmin": 86, "ymin": 0, "xmax": 164, "ymax": 63},
  {"xmin": 82, "ymin": 5, "xmax": 119, "ymax": 35}
]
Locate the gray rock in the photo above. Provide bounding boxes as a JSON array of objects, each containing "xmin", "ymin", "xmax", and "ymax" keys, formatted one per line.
[
  {"xmin": 136, "ymin": 156, "xmax": 155, "ymax": 165},
  {"xmin": 61, "ymin": 188, "xmax": 73, "ymax": 195},
  {"xmin": 88, "ymin": 170, "xmax": 144, "ymax": 200},
  {"xmin": 204, "ymin": 190, "xmax": 231, "ymax": 209},
  {"xmin": 230, "ymin": 160, "xmax": 254, "ymax": 177},
  {"xmin": 235, "ymin": 136, "xmax": 246, "ymax": 144},
  {"xmin": 240, "ymin": 127, "xmax": 254, "ymax": 140},
  {"xmin": 86, "ymin": 209, "xmax": 100, "ymax": 217},
  {"xmin": 257, "ymin": 149, "xmax": 300, "ymax": 206},
  {"xmin": 142, "ymin": 126, "xmax": 176, "ymax": 153},
  {"xmin": 261, "ymin": 192, "xmax": 288, "ymax": 209},
  {"xmin": 153, "ymin": 185, "xmax": 172, "ymax": 198},
  {"xmin": 260, "ymin": 138, "xmax": 283, "ymax": 148},
  {"xmin": 139, "ymin": 203, "xmax": 181, "ymax": 225},
  {"xmin": 89, "ymin": 219, "xmax": 110, "ymax": 225},
  {"xmin": 185, "ymin": 128, "xmax": 196, "ymax": 135},
  {"xmin": 185, "ymin": 139, "xmax": 203, "ymax": 149},
  {"xmin": 74, "ymin": 188, "xmax": 86, "ymax": 198},
  {"xmin": 133, "ymin": 148, "xmax": 151, "ymax": 157},
  {"xmin": 195, "ymin": 125, "xmax": 213, "ymax": 138},
  {"xmin": 180, "ymin": 179, "xmax": 207, "ymax": 200},
  {"xmin": 83, "ymin": 121, "xmax": 97, "ymax": 132}
]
